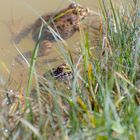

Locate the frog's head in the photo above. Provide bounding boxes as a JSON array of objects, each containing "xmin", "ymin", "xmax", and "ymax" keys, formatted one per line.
[{"xmin": 68, "ymin": 3, "xmax": 89, "ymax": 20}]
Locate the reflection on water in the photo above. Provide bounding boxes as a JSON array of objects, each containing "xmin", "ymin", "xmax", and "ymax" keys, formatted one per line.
[{"xmin": 0, "ymin": 0, "xmax": 99, "ymax": 85}]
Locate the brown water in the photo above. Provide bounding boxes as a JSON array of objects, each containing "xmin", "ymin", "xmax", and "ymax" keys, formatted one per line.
[{"xmin": 0, "ymin": 0, "xmax": 100, "ymax": 86}]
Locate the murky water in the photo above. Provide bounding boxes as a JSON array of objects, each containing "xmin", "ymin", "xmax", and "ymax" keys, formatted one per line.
[{"xmin": 0, "ymin": 0, "xmax": 100, "ymax": 86}]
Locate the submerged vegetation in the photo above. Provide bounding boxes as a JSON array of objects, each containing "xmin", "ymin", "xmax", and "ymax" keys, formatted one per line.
[{"xmin": 0, "ymin": 0, "xmax": 140, "ymax": 139}]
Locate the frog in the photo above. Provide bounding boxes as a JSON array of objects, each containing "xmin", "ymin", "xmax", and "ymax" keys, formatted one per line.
[
  {"xmin": 50, "ymin": 63, "xmax": 72, "ymax": 80},
  {"xmin": 9, "ymin": 3, "xmax": 89, "ymax": 58},
  {"xmin": 43, "ymin": 63, "xmax": 73, "ymax": 80}
]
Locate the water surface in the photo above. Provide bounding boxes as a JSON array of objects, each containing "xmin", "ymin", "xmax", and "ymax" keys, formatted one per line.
[{"xmin": 0, "ymin": 0, "xmax": 100, "ymax": 85}]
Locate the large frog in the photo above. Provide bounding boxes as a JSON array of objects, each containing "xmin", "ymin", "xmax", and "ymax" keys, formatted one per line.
[{"xmin": 9, "ymin": 3, "xmax": 89, "ymax": 57}]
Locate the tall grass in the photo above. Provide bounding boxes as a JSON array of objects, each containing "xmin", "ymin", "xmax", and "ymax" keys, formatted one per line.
[{"xmin": 0, "ymin": 0, "xmax": 140, "ymax": 139}]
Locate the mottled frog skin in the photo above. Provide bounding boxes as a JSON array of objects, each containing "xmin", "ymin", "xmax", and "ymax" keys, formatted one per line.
[{"xmin": 31, "ymin": 3, "xmax": 89, "ymax": 42}]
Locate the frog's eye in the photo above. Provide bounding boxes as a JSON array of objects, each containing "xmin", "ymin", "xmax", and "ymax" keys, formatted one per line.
[{"xmin": 68, "ymin": 3, "xmax": 77, "ymax": 8}]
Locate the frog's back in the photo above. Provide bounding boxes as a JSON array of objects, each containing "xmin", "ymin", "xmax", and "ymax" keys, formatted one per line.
[{"xmin": 31, "ymin": 3, "xmax": 89, "ymax": 42}]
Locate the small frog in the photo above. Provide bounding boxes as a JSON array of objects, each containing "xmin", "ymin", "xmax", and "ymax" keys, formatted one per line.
[{"xmin": 43, "ymin": 63, "xmax": 72, "ymax": 81}]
